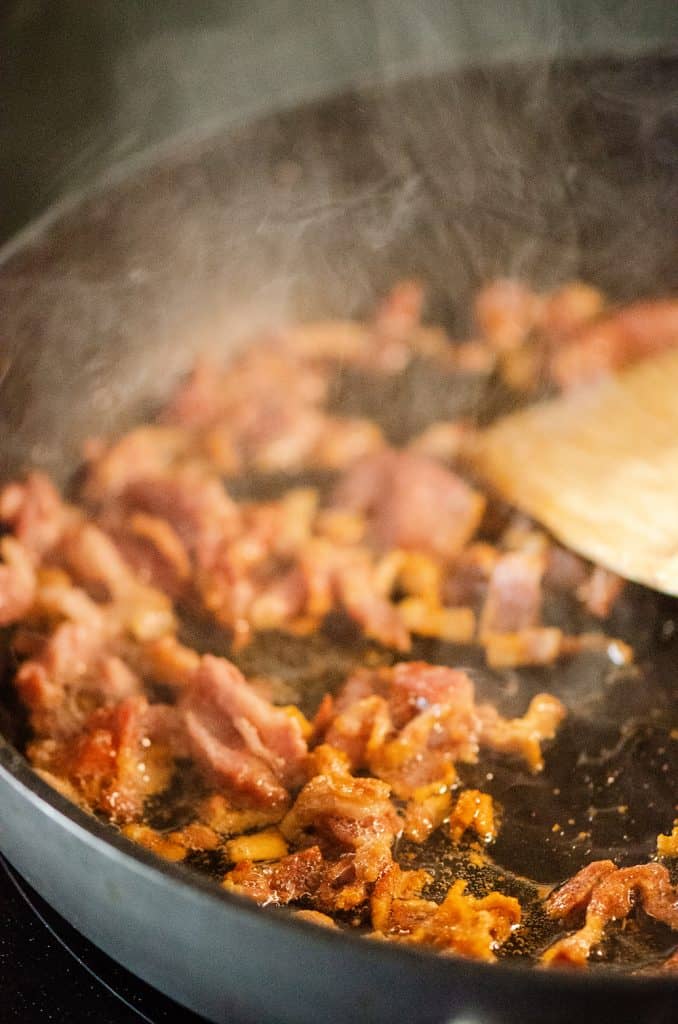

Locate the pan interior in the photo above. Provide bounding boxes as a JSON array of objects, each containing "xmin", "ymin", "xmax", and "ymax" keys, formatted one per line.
[{"xmin": 0, "ymin": 55, "xmax": 677, "ymax": 974}]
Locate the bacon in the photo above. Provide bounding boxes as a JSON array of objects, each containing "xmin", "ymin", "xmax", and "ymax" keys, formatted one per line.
[
  {"xmin": 323, "ymin": 663, "xmax": 564, "ymax": 793},
  {"xmin": 333, "ymin": 450, "xmax": 485, "ymax": 562},
  {"xmin": 0, "ymin": 537, "xmax": 37, "ymax": 625},
  {"xmin": 15, "ymin": 617, "xmax": 141, "ymax": 738},
  {"xmin": 83, "ymin": 427, "xmax": 190, "ymax": 503},
  {"xmin": 373, "ymin": 872, "xmax": 520, "ymax": 960},
  {"xmin": 475, "ymin": 279, "xmax": 544, "ymax": 352},
  {"xmin": 577, "ymin": 566, "xmax": 625, "ymax": 619},
  {"xmin": 27, "ymin": 695, "xmax": 175, "ymax": 823},
  {"xmin": 181, "ymin": 654, "xmax": 307, "ymax": 806},
  {"xmin": 0, "ymin": 472, "xmax": 72, "ymax": 557},
  {"xmin": 543, "ymin": 862, "xmax": 678, "ymax": 966},
  {"xmin": 539, "ymin": 282, "xmax": 604, "ymax": 342},
  {"xmin": 477, "ymin": 693, "xmax": 565, "ymax": 772},
  {"xmin": 59, "ymin": 523, "xmax": 176, "ymax": 641},
  {"xmin": 551, "ymin": 299, "xmax": 678, "ymax": 389},
  {"xmin": 223, "ymin": 846, "xmax": 325, "ymax": 906},
  {"xmin": 479, "ymin": 550, "xmax": 545, "ymax": 636}
]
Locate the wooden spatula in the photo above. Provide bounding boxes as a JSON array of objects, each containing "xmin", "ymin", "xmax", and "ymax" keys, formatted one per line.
[{"xmin": 473, "ymin": 348, "xmax": 678, "ymax": 595}]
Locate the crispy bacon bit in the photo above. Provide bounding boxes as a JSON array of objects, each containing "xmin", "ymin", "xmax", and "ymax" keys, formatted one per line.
[
  {"xmin": 166, "ymin": 822, "xmax": 221, "ymax": 852},
  {"xmin": 293, "ymin": 909, "xmax": 339, "ymax": 929},
  {"xmin": 122, "ymin": 823, "xmax": 187, "ymax": 862},
  {"xmin": 370, "ymin": 861, "xmax": 433, "ymax": 932},
  {"xmin": 223, "ymin": 846, "xmax": 325, "ymax": 906},
  {"xmin": 16, "ymin": 619, "xmax": 140, "ymax": 738},
  {"xmin": 84, "ymin": 427, "xmax": 190, "ymax": 503},
  {"xmin": 483, "ymin": 627, "xmax": 563, "ymax": 669},
  {"xmin": 377, "ymin": 875, "xmax": 520, "ymax": 960},
  {"xmin": 480, "ymin": 550, "xmax": 545, "ymax": 636},
  {"xmin": 0, "ymin": 537, "xmax": 36, "ymax": 625},
  {"xmin": 403, "ymin": 791, "xmax": 452, "ymax": 843},
  {"xmin": 551, "ymin": 299, "xmax": 678, "ymax": 390},
  {"xmin": 477, "ymin": 693, "xmax": 566, "ymax": 772},
  {"xmin": 475, "ymin": 279, "xmax": 544, "ymax": 352},
  {"xmin": 577, "ymin": 566, "xmax": 625, "ymax": 619},
  {"xmin": 449, "ymin": 789, "xmax": 496, "ymax": 844},
  {"xmin": 540, "ymin": 282, "xmax": 604, "ymax": 341},
  {"xmin": 657, "ymin": 823, "xmax": 678, "ymax": 859},
  {"xmin": 0, "ymin": 472, "xmax": 72, "ymax": 557},
  {"xmin": 28, "ymin": 696, "xmax": 174, "ymax": 823},
  {"xmin": 181, "ymin": 654, "xmax": 307, "ymax": 806},
  {"xmin": 543, "ymin": 862, "xmax": 678, "ymax": 966},
  {"xmin": 333, "ymin": 450, "xmax": 485, "ymax": 563}
]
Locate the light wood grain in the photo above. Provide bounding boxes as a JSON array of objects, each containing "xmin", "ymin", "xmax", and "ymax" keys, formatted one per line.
[{"xmin": 474, "ymin": 349, "xmax": 678, "ymax": 594}]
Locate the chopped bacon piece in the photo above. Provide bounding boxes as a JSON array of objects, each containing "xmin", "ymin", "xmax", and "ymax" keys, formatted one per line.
[
  {"xmin": 483, "ymin": 627, "xmax": 563, "ymax": 668},
  {"xmin": 543, "ymin": 862, "xmax": 678, "ymax": 966},
  {"xmin": 15, "ymin": 618, "xmax": 141, "ymax": 738},
  {"xmin": 0, "ymin": 537, "xmax": 36, "ymax": 625},
  {"xmin": 577, "ymin": 566, "xmax": 625, "ymax": 619},
  {"xmin": 0, "ymin": 472, "xmax": 72, "ymax": 557},
  {"xmin": 28, "ymin": 695, "xmax": 175, "ymax": 823},
  {"xmin": 475, "ymin": 279, "xmax": 544, "ymax": 352},
  {"xmin": 403, "ymin": 791, "xmax": 452, "ymax": 843},
  {"xmin": 83, "ymin": 427, "xmax": 190, "ymax": 503},
  {"xmin": 60, "ymin": 523, "xmax": 176, "ymax": 641},
  {"xmin": 122, "ymin": 823, "xmax": 187, "ymax": 862},
  {"xmin": 657, "ymin": 822, "xmax": 678, "ymax": 859},
  {"xmin": 540, "ymin": 282, "xmax": 604, "ymax": 341},
  {"xmin": 449, "ymin": 789, "xmax": 496, "ymax": 844},
  {"xmin": 181, "ymin": 655, "xmax": 307, "ymax": 807},
  {"xmin": 293, "ymin": 909, "xmax": 339, "ymax": 929},
  {"xmin": 223, "ymin": 846, "xmax": 324, "ymax": 906},
  {"xmin": 333, "ymin": 450, "xmax": 485, "ymax": 562},
  {"xmin": 479, "ymin": 550, "xmax": 545, "ymax": 636},
  {"xmin": 551, "ymin": 299, "xmax": 678, "ymax": 389},
  {"xmin": 379, "ymin": 877, "xmax": 520, "ymax": 960},
  {"xmin": 477, "ymin": 693, "xmax": 565, "ymax": 772}
]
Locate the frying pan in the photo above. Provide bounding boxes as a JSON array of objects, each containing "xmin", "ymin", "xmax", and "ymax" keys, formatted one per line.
[{"xmin": 1, "ymin": 55, "xmax": 678, "ymax": 1024}]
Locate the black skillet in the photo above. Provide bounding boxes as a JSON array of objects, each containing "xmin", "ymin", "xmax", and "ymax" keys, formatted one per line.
[{"xmin": 1, "ymin": 55, "xmax": 678, "ymax": 1023}]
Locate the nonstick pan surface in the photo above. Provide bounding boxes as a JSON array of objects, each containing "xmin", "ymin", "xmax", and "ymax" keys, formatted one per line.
[{"xmin": 1, "ymin": 54, "xmax": 678, "ymax": 1023}]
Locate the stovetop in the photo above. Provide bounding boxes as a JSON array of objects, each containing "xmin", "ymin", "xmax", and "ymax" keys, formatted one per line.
[{"xmin": 0, "ymin": 855, "xmax": 208, "ymax": 1023}]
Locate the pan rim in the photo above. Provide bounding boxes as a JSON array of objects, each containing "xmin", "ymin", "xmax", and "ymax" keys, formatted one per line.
[{"xmin": 2, "ymin": 733, "xmax": 677, "ymax": 991}]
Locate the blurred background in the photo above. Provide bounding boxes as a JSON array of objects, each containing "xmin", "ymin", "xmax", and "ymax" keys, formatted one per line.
[{"xmin": 2, "ymin": 0, "xmax": 678, "ymax": 245}]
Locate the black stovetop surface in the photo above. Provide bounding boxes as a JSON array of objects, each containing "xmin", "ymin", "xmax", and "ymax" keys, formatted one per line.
[{"xmin": 0, "ymin": 855, "xmax": 208, "ymax": 1023}]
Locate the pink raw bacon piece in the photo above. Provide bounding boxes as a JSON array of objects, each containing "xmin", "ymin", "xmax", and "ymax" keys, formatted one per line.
[{"xmin": 181, "ymin": 655, "xmax": 307, "ymax": 807}]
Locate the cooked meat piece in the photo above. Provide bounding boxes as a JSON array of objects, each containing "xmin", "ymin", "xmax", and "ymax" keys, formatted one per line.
[
  {"xmin": 0, "ymin": 471, "xmax": 73, "ymax": 557},
  {"xmin": 657, "ymin": 823, "xmax": 678, "ymax": 859},
  {"xmin": 543, "ymin": 862, "xmax": 678, "ymax": 966},
  {"xmin": 16, "ymin": 620, "xmax": 141, "ymax": 738},
  {"xmin": 477, "ymin": 693, "xmax": 565, "ymax": 772},
  {"xmin": 551, "ymin": 299, "xmax": 678, "ymax": 389},
  {"xmin": 539, "ymin": 282, "xmax": 604, "ymax": 341},
  {"xmin": 449, "ymin": 789, "xmax": 496, "ymax": 844},
  {"xmin": 377, "ymin": 875, "xmax": 521, "ymax": 960},
  {"xmin": 83, "ymin": 427, "xmax": 190, "ymax": 503},
  {"xmin": 118, "ymin": 469, "xmax": 240, "ymax": 570},
  {"xmin": 0, "ymin": 538, "xmax": 36, "ymax": 625},
  {"xmin": 444, "ymin": 542, "xmax": 499, "ymax": 607},
  {"xmin": 223, "ymin": 846, "xmax": 325, "ymax": 906},
  {"xmin": 474, "ymin": 279, "xmax": 544, "ymax": 352},
  {"xmin": 27, "ymin": 695, "xmax": 174, "ymax": 823},
  {"xmin": 403, "ymin": 791, "xmax": 452, "ymax": 843},
  {"xmin": 479, "ymin": 550, "xmax": 545, "ymax": 636},
  {"xmin": 577, "ymin": 565, "xmax": 625, "ymax": 619},
  {"xmin": 333, "ymin": 450, "xmax": 485, "ymax": 562},
  {"xmin": 181, "ymin": 654, "xmax": 307, "ymax": 806},
  {"xmin": 324, "ymin": 663, "xmax": 565, "ymax": 791},
  {"xmin": 483, "ymin": 627, "xmax": 563, "ymax": 669},
  {"xmin": 60, "ymin": 523, "xmax": 176, "ymax": 641}
]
